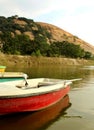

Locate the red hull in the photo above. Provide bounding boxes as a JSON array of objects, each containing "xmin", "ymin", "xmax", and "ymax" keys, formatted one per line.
[
  {"xmin": 0, "ymin": 85, "xmax": 70, "ymax": 115},
  {"xmin": 0, "ymin": 95, "xmax": 71, "ymax": 130}
]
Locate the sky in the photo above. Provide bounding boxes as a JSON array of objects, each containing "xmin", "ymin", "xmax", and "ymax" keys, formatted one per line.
[{"xmin": 0, "ymin": 0, "xmax": 94, "ymax": 46}]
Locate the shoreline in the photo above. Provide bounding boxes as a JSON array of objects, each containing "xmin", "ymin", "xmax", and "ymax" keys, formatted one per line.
[{"xmin": 0, "ymin": 53, "xmax": 94, "ymax": 67}]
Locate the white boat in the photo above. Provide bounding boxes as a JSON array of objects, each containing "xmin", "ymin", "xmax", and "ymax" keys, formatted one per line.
[{"xmin": 0, "ymin": 72, "xmax": 27, "ymax": 82}]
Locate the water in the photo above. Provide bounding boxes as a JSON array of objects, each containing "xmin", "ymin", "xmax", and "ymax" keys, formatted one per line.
[{"xmin": 0, "ymin": 65, "xmax": 94, "ymax": 130}]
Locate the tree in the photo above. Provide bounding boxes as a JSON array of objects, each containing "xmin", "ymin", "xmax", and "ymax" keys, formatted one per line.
[{"xmin": 84, "ymin": 51, "xmax": 92, "ymax": 59}]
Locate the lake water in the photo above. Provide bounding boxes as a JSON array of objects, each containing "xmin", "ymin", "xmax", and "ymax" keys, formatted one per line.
[{"xmin": 0, "ymin": 65, "xmax": 94, "ymax": 130}]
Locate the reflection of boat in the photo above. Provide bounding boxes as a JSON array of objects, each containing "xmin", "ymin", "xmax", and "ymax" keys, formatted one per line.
[
  {"xmin": 0, "ymin": 78, "xmax": 72, "ymax": 115},
  {"xmin": 0, "ymin": 95, "xmax": 71, "ymax": 130},
  {"xmin": 0, "ymin": 66, "xmax": 26, "ymax": 82}
]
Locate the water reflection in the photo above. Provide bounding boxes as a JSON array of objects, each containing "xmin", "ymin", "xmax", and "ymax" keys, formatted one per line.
[
  {"xmin": 83, "ymin": 65, "xmax": 94, "ymax": 70},
  {"xmin": 7, "ymin": 65, "xmax": 87, "ymax": 79},
  {"xmin": 0, "ymin": 95, "xmax": 71, "ymax": 130},
  {"xmin": 7, "ymin": 65, "xmax": 94, "ymax": 89}
]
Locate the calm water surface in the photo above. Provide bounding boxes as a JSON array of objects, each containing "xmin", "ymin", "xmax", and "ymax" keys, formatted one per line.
[{"xmin": 0, "ymin": 65, "xmax": 94, "ymax": 130}]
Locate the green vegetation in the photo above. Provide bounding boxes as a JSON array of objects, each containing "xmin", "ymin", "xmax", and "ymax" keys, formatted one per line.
[
  {"xmin": 0, "ymin": 16, "xmax": 93, "ymax": 59},
  {"xmin": 47, "ymin": 41, "xmax": 93, "ymax": 59}
]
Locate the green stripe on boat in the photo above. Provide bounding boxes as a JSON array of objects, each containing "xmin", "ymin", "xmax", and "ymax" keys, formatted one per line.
[{"xmin": 0, "ymin": 66, "xmax": 6, "ymax": 69}]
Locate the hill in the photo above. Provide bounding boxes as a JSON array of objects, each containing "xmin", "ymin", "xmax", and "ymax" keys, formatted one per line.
[
  {"xmin": 0, "ymin": 15, "xmax": 94, "ymax": 58},
  {"xmin": 37, "ymin": 22, "xmax": 94, "ymax": 54}
]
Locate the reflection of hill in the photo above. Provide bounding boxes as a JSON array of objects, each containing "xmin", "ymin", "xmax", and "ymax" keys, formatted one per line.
[{"xmin": 0, "ymin": 95, "xmax": 71, "ymax": 130}]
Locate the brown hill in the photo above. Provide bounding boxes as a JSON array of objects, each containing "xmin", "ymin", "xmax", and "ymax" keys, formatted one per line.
[{"xmin": 37, "ymin": 22, "xmax": 94, "ymax": 54}]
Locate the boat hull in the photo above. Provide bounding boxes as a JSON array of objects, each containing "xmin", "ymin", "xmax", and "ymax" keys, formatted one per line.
[
  {"xmin": 0, "ymin": 77, "xmax": 24, "ymax": 82},
  {"xmin": 0, "ymin": 85, "xmax": 70, "ymax": 115},
  {"xmin": 0, "ymin": 95, "xmax": 71, "ymax": 130}
]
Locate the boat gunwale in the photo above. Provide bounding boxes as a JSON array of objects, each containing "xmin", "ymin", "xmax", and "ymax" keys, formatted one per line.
[{"xmin": 0, "ymin": 85, "xmax": 70, "ymax": 99}]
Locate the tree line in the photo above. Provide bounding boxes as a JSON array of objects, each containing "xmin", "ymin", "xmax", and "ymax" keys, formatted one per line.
[{"xmin": 0, "ymin": 32, "xmax": 93, "ymax": 59}]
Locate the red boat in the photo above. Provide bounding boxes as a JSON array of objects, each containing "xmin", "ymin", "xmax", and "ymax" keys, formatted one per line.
[
  {"xmin": 0, "ymin": 95, "xmax": 71, "ymax": 130},
  {"xmin": 0, "ymin": 78, "xmax": 72, "ymax": 115}
]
